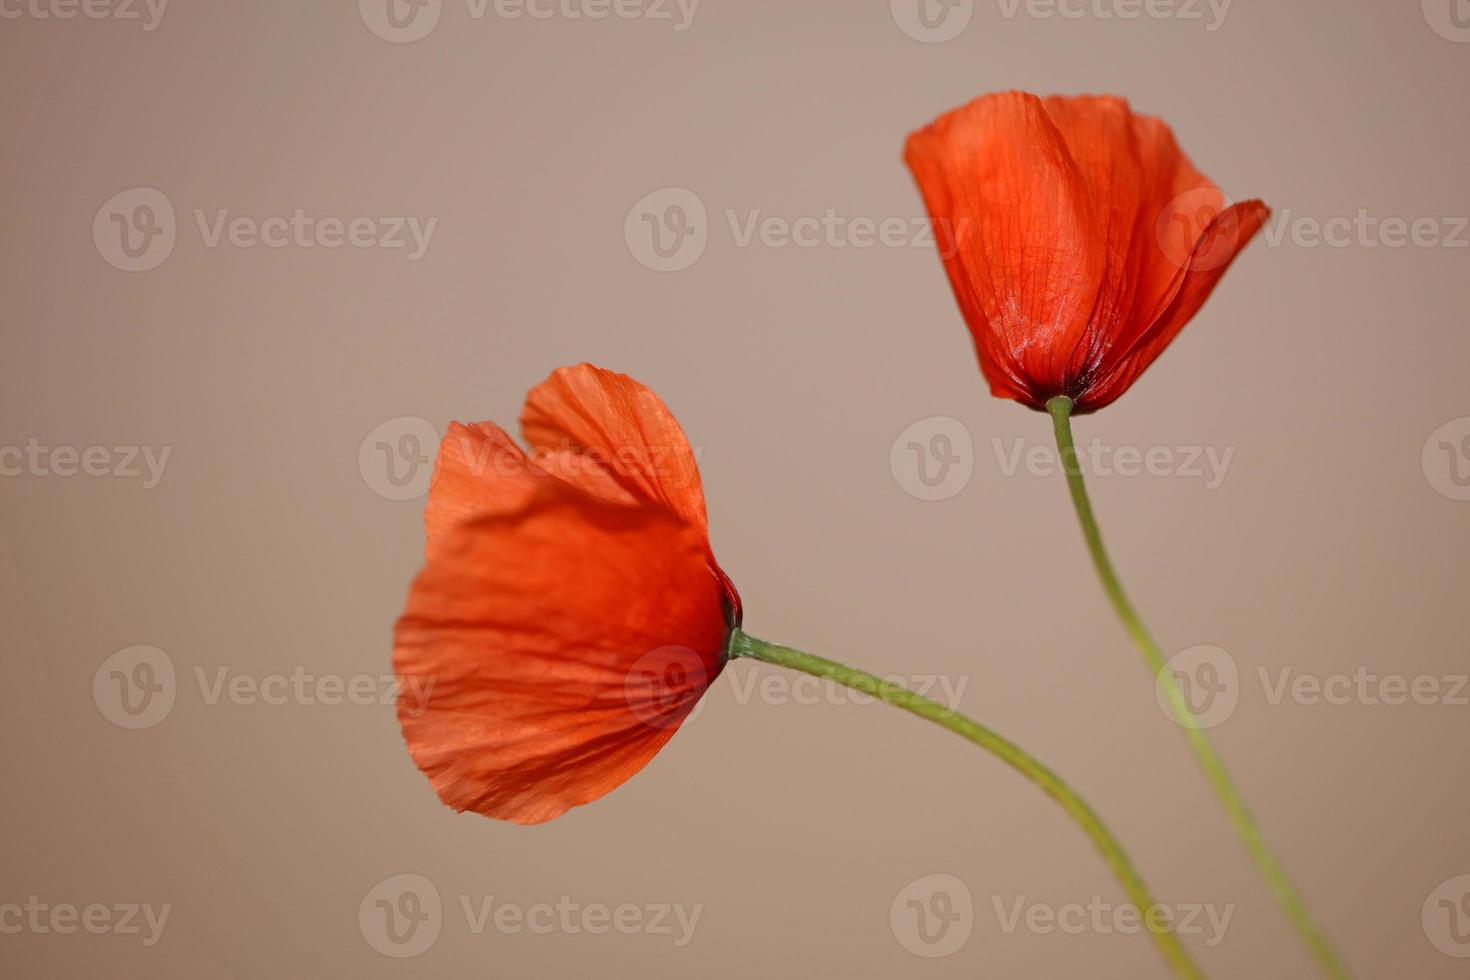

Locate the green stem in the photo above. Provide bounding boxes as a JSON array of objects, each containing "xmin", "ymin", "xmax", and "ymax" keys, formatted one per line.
[
  {"xmin": 728, "ymin": 629, "xmax": 1205, "ymax": 979},
  {"xmin": 1045, "ymin": 395, "xmax": 1349, "ymax": 980}
]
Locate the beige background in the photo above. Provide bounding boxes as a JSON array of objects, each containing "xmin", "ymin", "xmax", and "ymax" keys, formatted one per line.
[{"xmin": 4, "ymin": 1, "xmax": 1470, "ymax": 977}]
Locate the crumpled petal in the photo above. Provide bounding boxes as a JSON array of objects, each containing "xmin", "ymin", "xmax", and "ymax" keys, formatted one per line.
[
  {"xmin": 1110, "ymin": 112, "xmax": 1218, "ymax": 352},
  {"xmin": 521, "ymin": 364, "xmax": 708, "ymax": 532},
  {"xmin": 1080, "ymin": 200, "xmax": 1269, "ymax": 411},
  {"xmin": 423, "ymin": 422, "xmax": 547, "ymax": 558},
  {"xmin": 1036, "ymin": 94, "xmax": 1144, "ymax": 380},
  {"xmin": 905, "ymin": 91, "xmax": 1268, "ymax": 412},
  {"xmin": 395, "ymin": 489, "xmax": 729, "ymax": 825},
  {"xmin": 905, "ymin": 91, "xmax": 1104, "ymax": 407}
]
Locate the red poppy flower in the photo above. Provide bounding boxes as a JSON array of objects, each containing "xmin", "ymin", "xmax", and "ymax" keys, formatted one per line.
[
  {"xmin": 394, "ymin": 364, "xmax": 739, "ymax": 824},
  {"xmin": 905, "ymin": 91, "xmax": 1269, "ymax": 413}
]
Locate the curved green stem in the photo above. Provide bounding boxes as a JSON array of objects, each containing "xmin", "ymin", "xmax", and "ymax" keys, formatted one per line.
[
  {"xmin": 1045, "ymin": 395, "xmax": 1348, "ymax": 980},
  {"xmin": 728, "ymin": 629, "xmax": 1204, "ymax": 979}
]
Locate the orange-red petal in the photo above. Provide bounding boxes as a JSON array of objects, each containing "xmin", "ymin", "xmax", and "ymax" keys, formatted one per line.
[
  {"xmin": 905, "ymin": 91, "xmax": 1105, "ymax": 407},
  {"xmin": 423, "ymin": 422, "xmax": 550, "ymax": 559},
  {"xmin": 1080, "ymin": 199, "xmax": 1270, "ymax": 411},
  {"xmin": 394, "ymin": 489, "xmax": 729, "ymax": 824},
  {"xmin": 1113, "ymin": 113, "xmax": 1219, "ymax": 348},
  {"xmin": 905, "ymin": 91, "xmax": 1268, "ymax": 412},
  {"xmin": 520, "ymin": 364, "xmax": 708, "ymax": 532},
  {"xmin": 533, "ymin": 449, "xmax": 640, "ymax": 507},
  {"xmin": 1036, "ymin": 94, "xmax": 1145, "ymax": 379}
]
